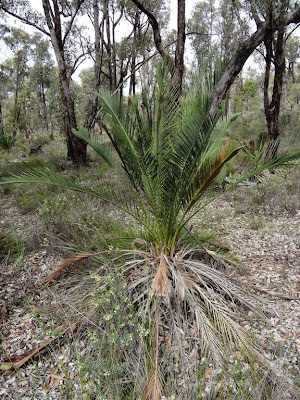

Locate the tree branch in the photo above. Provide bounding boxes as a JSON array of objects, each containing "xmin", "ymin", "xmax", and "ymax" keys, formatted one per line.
[
  {"xmin": 71, "ymin": 51, "xmax": 90, "ymax": 75},
  {"xmin": 285, "ymin": 22, "xmax": 300, "ymax": 42},
  {"xmin": 113, "ymin": 39, "xmax": 177, "ymax": 94},
  {"xmin": 62, "ymin": 0, "xmax": 85, "ymax": 47},
  {"xmin": 130, "ymin": 0, "xmax": 175, "ymax": 68},
  {"xmin": 249, "ymin": 0, "xmax": 263, "ymax": 28},
  {"xmin": 0, "ymin": 5, "xmax": 50, "ymax": 36},
  {"xmin": 210, "ymin": 6, "xmax": 300, "ymax": 115},
  {"xmin": 287, "ymin": 6, "xmax": 300, "ymax": 24}
]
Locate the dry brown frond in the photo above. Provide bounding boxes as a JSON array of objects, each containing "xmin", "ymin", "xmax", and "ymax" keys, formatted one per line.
[
  {"xmin": 145, "ymin": 368, "xmax": 164, "ymax": 400},
  {"xmin": 145, "ymin": 301, "xmax": 164, "ymax": 400},
  {"xmin": 44, "ymin": 252, "xmax": 101, "ymax": 286},
  {"xmin": 151, "ymin": 253, "xmax": 169, "ymax": 296}
]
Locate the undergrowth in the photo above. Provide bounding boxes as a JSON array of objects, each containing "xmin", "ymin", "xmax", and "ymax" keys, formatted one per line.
[{"xmin": 0, "ymin": 131, "xmax": 299, "ymax": 399}]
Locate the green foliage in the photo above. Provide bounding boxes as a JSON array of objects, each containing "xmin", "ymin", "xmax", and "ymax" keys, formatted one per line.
[
  {"xmin": 32, "ymin": 134, "xmax": 53, "ymax": 147},
  {"xmin": 15, "ymin": 190, "xmax": 50, "ymax": 213},
  {"xmin": 242, "ymin": 79, "xmax": 255, "ymax": 98},
  {"xmin": 229, "ymin": 164, "xmax": 300, "ymax": 217},
  {"xmin": 4, "ymin": 108, "xmax": 19, "ymax": 135},
  {"xmin": 232, "ymin": 78, "xmax": 261, "ymax": 113},
  {"xmin": 0, "ymin": 228, "xmax": 25, "ymax": 264},
  {"xmin": 0, "ymin": 132, "xmax": 15, "ymax": 152},
  {"xmin": 76, "ymin": 62, "xmax": 243, "ymax": 254}
]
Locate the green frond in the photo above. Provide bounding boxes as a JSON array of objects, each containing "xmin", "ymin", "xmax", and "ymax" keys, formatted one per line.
[
  {"xmin": 0, "ymin": 165, "xmax": 152, "ymax": 234},
  {"xmin": 73, "ymin": 128, "xmax": 116, "ymax": 168},
  {"xmin": 0, "ymin": 166, "xmax": 112, "ymax": 202}
]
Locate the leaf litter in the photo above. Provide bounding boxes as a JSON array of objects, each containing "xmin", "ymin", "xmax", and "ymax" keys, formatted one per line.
[{"xmin": 0, "ymin": 193, "xmax": 299, "ymax": 399}]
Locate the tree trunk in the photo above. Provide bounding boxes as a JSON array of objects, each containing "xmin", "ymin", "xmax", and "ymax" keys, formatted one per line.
[
  {"xmin": 175, "ymin": 0, "xmax": 186, "ymax": 91},
  {"xmin": 224, "ymin": 87, "xmax": 231, "ymax": 117},
  {"xmin": 84, "ymin": 0, "xmax": 103, "ymax": 130},
  {"xmin": 42, "ymin": 0, "xmax": 86, "ymax": 164},
  {"xmin": 129, "ymin": 11, "xmax": 139, "ymax": 95},
  {"xmin": 13, "ymin": 63, "xmax": 21, "ymax": 137},
  {"xmin": 41, "ymin": 82, "xmax": 49, "ymax": 133},
  {"xmin": 0, "ymin": 101, "xmax": 4, "ymax": 133},
  {"xmin": 264, "ymin": 9, "xmax": 286, "ymax": 162},
  {"xmin": 104, "ymin": 0, "xmax": 114, "ymax": 92}
]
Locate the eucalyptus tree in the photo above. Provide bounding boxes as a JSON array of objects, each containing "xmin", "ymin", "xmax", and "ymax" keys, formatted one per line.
[
  {"xmin": 210, "ymin": 2, "xmax": 298, "ymax": 114},
  {"xmin": 128, "ymin": 0, "xmax": 300, "ymax": 117},
  {"xmin": 261, "ymin": 1, "xmax": 286, "ymax": 160},
  {"xmin": 0, "ymin": 63, "xmax": 10, "ymax": 134},
  {"xmin": 188, "ymin": 0, "xmax": 217, "ymax": 67},
  {"xmin": 29, "ymin": 34, "xmax": 55, "ymax": 134},
  {"xmin": 0, "ymin": 0, "xmax": 88, "ymax": 163},
  {"xmin": 285, "ymin": 35, "xmax": 300, "ymax": 82},
  {"xmin": 0, "ymin": 27, "xmax": 32, "ymax": 136},
  {"xmin": 41, "ymin": 0, "xmax": 89, "ymax": 163},
  {"xmin": 218, "ymin": 0, "xmax": 249, "ymax": 58},
  {"xmin": 244, "ymin": 0, "xmax": 300, "ymax": 160},
  {"xmin": 188, "ymin": 0, "xmax": 248, "ymax": 115},
  {"xmin": 81, "ymin": 0, "xmax": 169, "ymax": 131},
  {"xmin": 83, "ymin": 0, "xmax": 131, "ymax": 130}
]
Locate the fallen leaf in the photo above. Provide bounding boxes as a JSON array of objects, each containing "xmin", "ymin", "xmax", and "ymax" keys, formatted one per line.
[
  {"xmin": 44, "ymin": 368, "xmax": 65, "ymax": 390},
  {"xmin": 1, "ymin": 322, "xmax": 77, "ymax": 375},
  {"xmin": 24, "ymin": 333, "xmax": 32, "ymax": 342},
  {"xmin": 28, "ymin": 305, "xmax": 39, "ymax": 312},
  {"xmin": 205, "ymin": 367, "xmax": 213, "ymax": 379},
  {"xmin": 0, "ymin": 364, "xmax": 11, "ymax": 371}
]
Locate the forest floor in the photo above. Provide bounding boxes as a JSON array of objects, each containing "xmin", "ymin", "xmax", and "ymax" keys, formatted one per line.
[{"xmin": 0, "ymin": 146, "xmax": 299, "ymax": 399}]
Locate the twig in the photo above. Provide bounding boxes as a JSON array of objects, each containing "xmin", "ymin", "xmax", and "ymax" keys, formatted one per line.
[{"xmin": 250, "ymin": 285, "xmax": 300, "ymax": 300}]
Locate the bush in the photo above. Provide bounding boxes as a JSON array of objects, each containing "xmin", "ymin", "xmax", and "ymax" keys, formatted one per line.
[{"xmin": 0, "ymin": 132, "xmax": 15, "ymax": 152}]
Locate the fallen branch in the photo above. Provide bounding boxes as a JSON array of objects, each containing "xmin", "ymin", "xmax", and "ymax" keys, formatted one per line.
[
  {"xmin": 250, "ymin": 285, "xmax": 300, "ymax": 300},
  {"xmin": 1, "ymin": 305, "xmax": 97, "ymax": 375}
]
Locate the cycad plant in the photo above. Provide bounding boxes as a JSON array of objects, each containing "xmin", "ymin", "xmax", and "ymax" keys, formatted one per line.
[{"xmin": 1, "ymin": 63, "xmax": 299, "ymax": 398}]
